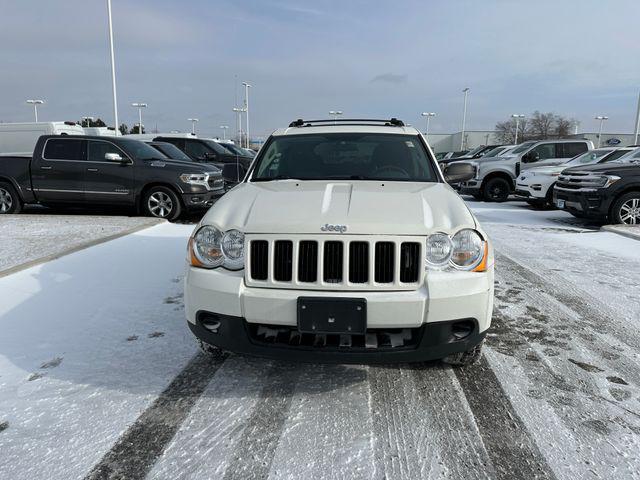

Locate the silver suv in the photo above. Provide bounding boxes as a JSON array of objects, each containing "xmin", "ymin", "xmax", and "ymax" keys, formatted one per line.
[{"xmin": 454, "ymin": 139, "xmax": 594, "ymax": 202}]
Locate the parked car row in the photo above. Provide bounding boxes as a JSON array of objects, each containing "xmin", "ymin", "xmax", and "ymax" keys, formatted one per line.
[{"xmin": 443, "ymin": 139, "xmax": 640, "ymax": 224}]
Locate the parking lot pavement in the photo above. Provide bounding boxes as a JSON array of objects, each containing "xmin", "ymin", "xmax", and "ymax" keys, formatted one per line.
[
  {"xmin": 0, "ymin": 214, "xmax": 165, "ymax": 276},
  {"xmin": 1, "ymin": 202, "xmax": 639, "ymax": 480}
]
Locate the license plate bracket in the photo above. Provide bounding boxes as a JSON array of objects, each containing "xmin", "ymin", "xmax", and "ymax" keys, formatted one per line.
[{"xmin": 297, "ymin": 297, "xmax": 367, "ymax": 335}]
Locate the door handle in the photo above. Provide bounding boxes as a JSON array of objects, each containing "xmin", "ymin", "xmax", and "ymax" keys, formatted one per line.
[
  {"xmin": 87, "ymin": 168, "xmax": 99, "ymax": 172},
  {"xmin": 40, "ymin": 166, "xmax": 52, "ymax": 170}
]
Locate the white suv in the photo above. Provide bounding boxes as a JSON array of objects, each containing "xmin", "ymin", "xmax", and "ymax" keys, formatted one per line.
[{"xmin": 184, "ymin": 119, "xmax": 494, "ymax": 365}]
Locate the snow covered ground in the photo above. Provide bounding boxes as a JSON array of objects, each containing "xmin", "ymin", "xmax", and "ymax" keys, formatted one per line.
[{"xmin": 1, "ymin": 201, "xmax": 639, "ymax": 480}]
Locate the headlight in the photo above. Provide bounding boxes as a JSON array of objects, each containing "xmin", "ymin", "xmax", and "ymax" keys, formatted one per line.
[
  {"xmin": 425, "ymin": 233, "xmax": 453, "ymax": 269},
  {"xmin": 180, "ymin": 173, "xmax": 209, "ymax": 188},
  {"xmin": 221, "ymin": 229, "xmax": 245, "ymax": 270},
  {"xmin": 190, "ymin": 225, "xmax": 224, "ymax": 268},
  {"xmin": 596, "ymin": 175, "xmax": 621, "ymax": 188},
  {"xmin": 451, "ymin": 229, "xmax": 485, "ymax": 270}
]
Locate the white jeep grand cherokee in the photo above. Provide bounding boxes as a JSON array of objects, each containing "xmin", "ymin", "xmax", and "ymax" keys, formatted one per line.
[{"xmin": 184, "ymin": 118, "xmax": 494, "ymax": 366}]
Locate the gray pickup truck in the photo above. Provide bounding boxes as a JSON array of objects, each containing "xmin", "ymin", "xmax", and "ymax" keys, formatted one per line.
[
  {"xmin": 0, "ymin": 135, "xmax": 224, "ymax": 219},
  {"xmin": 451, "ymin": 139, "xmax": 594, "ymax": 202}
]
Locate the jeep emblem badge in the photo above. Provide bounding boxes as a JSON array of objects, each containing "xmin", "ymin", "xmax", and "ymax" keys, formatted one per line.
[{"xmin": 321, "ymin": 224, "xmax": 347, "ymax": 233}]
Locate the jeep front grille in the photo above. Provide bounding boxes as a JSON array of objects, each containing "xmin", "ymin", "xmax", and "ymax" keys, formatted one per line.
[{"xmin": 246, "ymin": 235, "xmax": 424, "ymax": 291}]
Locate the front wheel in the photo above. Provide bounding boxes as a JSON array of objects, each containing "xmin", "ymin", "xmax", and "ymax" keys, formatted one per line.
[
  {"xmin": 482, "ymin": 178, "xmax": 511, "ymax": 202},
  {"xmin": 142, "ymin": 186, "xmax": 182, "ymax": 220},
  {"xmin": 442, "ymin": 340, "xmax": 484, "ymax": 367},
  {"xmin": 611, "ymin": 192, "xmax": 640, "ymax": 225},
  {"xmin": 0, "ymin": 182, "xmax": 22, "ymax": 214}
]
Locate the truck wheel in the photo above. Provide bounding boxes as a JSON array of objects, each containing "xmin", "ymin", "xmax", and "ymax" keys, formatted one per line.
[
  {"xmin": 143, "ymin": 186, "xmax": 182, "ymax": 220},
  {"xmin": 0, "ymin": 182, "xmax": 22, "ymax": 214},
  {"xmin": 442, "ymin": 340, "xmax": 484, "ymax": 367},
  {"xmin": 482, "ymin": 178, "xmax": 511, "ymax": 202},
  {"xmin": 611, "ymin": 192, "xmax": 640, "ymax": 225}
]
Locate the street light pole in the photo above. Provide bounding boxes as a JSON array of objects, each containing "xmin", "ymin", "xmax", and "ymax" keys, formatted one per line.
[
  {"xmin": 232, "ymin": 107, "xmax": 246, "ymax": 145},
  {"xmin": 106, "ymin": 0, "xmax": 118, "ymax": 136},
  {"xmin": 188, "ymin": 118, "xmax": 199, "ymax": 135},
  {"xmin": 219, "ymin": 125, "xmax": 229, "ymax": 140},
  {"xmin": 461, "ymin": 88, "xmax": 470, "ymax": 150},
  {"xmin": 26, "ymin": 99, "xmax": 44, "ymax": 122},
  {"xmin": 421, "ymin": 112, "xmax": 436, "ymax": 140},
  {"xmin": 131, "ymin": 102, "xmax": 147, "ymax": 134},
  {"xmin": 242, "ymin": 82, "xmax": 251, "ymax": 148},
  {"xmin": 511, "ymin": 114, "xmax": 525, "ymax": 144},
  {"xmin": 329, "ymin": 110, "xmax": 343, "ymax": 124},
  {"xmin": 595, "ymin": 115, "xmax": 609, "ymax": 147}
]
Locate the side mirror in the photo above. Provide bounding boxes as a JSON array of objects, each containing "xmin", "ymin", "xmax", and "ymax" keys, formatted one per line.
[
  {"xmin": 444, "ymin": 163, "xmax": 475, "ymax": 184},
  {"xmin": 222, "ymin": 163, "xmax": 247, "ymax": 183},
  {"xmin": 522, "ymin": 151, "xmax": 539, "ymax": 163},
  {"xmin": 104, "ymin": 152, "xmax": 122, "ymax": 162}
]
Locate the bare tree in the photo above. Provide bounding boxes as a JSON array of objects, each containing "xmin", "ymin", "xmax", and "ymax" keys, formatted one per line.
[
  {"xmin": 495, "ymin": 117, "xmax": 531, "ymax": 144},
  {"xmin": 555, "ymin": 117, "xmax": 578, "ymax": 138},
  {"xmin": 495, "ymin": 111, "xmax": 578, "ymax": 143}
]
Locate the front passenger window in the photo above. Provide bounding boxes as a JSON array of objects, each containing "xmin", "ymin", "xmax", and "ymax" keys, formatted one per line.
[
  {"xmin": 530, "ymin": 143, "xmax": 555, "ymax": 161},
  {"xmin": 88, "ymin": 141, "xmax": 124, "ymax": 162},
  {"xmin": 562, "ymin": 142, "xmax": 588, "ymax": 158}
]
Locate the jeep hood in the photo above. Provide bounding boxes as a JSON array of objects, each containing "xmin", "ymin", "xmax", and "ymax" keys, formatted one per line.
[{"xmin": 202, "ymin": 181, "xmax": 476, "ymax": 235}]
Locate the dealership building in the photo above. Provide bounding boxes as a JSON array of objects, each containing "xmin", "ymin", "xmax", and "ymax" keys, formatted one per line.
[{"xmin": 426, "ymin": 130, "xmax": 638, "ymax": 153}]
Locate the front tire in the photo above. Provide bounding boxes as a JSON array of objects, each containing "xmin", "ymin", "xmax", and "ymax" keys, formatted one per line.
[
  {"xmin": 482, "ymin": 178, "xmax": 511, "ymax": 202},
  {"xmin": 611, "ymin": 192, "xmax": 640, "ymax": 225},
  {"xmin": 442, "ymin": 340, "xmax": 484, "ymax": 367},
  {"xmin": 0, "ymin": 182, "xmax": 22, "ymax": 214},
  {"xmin": 142, "ymin": 186, "xmax": 182, "ymax": 220}
]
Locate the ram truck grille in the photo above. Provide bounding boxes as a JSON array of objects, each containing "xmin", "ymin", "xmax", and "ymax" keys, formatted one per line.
[{"xmin": 245, "ymin": 235, "xmax": 424, "ymax": 291}]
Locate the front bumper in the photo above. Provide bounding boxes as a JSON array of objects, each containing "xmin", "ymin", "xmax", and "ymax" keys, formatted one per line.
[
  {"xmin": 181, "ymin": 190, "xmax": 224, "ymax": 210},
  {"xmin": 184, "ymin": 265, "xmax": 494, "ymax": 363},
  {"xmin": 553, "ymin": 188, "xmax": 610, "ymax": 219}
]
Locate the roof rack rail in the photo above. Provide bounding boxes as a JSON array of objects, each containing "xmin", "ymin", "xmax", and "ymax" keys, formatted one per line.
[{"xmin": 288, "ymin": 118, "xmax": 405, "ymax": 128}]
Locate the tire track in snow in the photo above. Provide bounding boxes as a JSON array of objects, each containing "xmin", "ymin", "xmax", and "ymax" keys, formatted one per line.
[
  {"xmin": 85, "ymin": 351, "xmax": 227, "ymax": 480},
  {"xmin": 369, "ymin": 365, "xmax": 422, "ymax": 479},
  {"xmin": 454, "ymin": 357, "xmax": 557, "ymax": 480},
  {"xmin": 222, "ymin": 362, "xmax": 299, "ymax": 480}
]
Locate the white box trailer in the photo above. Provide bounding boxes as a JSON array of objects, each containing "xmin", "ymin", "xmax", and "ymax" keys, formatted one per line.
[{"xmin": 0, "ymin": 122, "xmax": 85, "ymax": 156}]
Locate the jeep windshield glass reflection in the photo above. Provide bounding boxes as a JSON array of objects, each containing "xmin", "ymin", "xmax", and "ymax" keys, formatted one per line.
[{"xmin": 251, "ymin": 133, "xmax": 438, "ymax": 182}]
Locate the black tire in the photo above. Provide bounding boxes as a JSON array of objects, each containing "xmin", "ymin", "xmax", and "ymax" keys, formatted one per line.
[
  {"xmin": 0, "ymin": 181, "xmax": 22, "ymax": 214},
  {"xmin": 142, "ymin": 186, "xmax": 182, "ymax": 220},
  {"xmin": 611, "ymin": 192, "xmax": 640, "ymax": 225},
  {"xmin": 482, "ymin": 177, "xmax": 511, "ymax": 202},
  {"xmin": 442, "ymin": 340, "xmax": 484, "ymax": 367},
  {"xmin": 545, "ymin": 184, "xmax": 556, "ymax": 208}
]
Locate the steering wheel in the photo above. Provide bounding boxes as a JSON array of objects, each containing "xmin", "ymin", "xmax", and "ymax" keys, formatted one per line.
[{"xmin": 373, "ymin": 165, "xmax": 410, "ymax": 178}]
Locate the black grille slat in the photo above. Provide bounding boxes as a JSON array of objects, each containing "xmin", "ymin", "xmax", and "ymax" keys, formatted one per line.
[
  {"xmin": 273, "ymin": 240, "xmax": 293, "ymax": 281},
  {"xmin": 349, "ymin": 242, "xmax": 369, "ymax": 283},
  {"xmin": 375, "ymin": 242, "xmax": 394, "ymax": 283},
  {"xmin": 400, "ymin": 242, "xmax": 420, "ymax": 283},
  {"xmin": 250, "ymin": 240, "xmax": 268, "ymax": 280},
  {"xmin": 298, "ymin": 241, "xmax": 318, "ymax": 282},
  {"xmin": 323, "ymin": 241, "xmax": 343, "ymax": 283}
]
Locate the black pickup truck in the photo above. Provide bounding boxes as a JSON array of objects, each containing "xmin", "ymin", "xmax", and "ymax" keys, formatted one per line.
[
  {"xmin": 0, "ymin": 135, "xmax": 224, "ymax": 220},
  {"xmin": 554, "ymin": 160, "xmax": 640, "ymax": 224},
  {"xmin": 154, "ymin": 136, "xmax": 253, "ymax": 170}
]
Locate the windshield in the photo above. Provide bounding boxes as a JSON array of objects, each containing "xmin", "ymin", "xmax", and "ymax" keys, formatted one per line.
[
  {"xmin": 219, "ymin": 142, "xmax": 248, "ymax": 156},
  {"xmin": 151, "ymin": 143, "xmax": 191, "ymax": 161},
  {"xmin": 614, "ymin": 147, "xmax": 640, "ymax": 163},
  {"xmin": 510, "ymin": 141, "xmax": 537, "ymax": 154},
  {"xmin": 252, "ymin": 133, "xmax": 438, "ymax": 182},
  {"xmin": 119, "ymin": 139, "xmax": 168, "ymax": 159},
  {"xmin": 563, "ymin": 149, "xmax": 612, "ymax": 166},
  {"xmin": 201, "ymin": 139, "xmax": 231, "ymax": 155},
  {"xmin": 483, "ymin": 146, "xmax": 507, "ymax": 157},
  {"xmin": 465, "ymin": 145, "xmax": 485, "ymax": 156},
  {"xmin": 601, "ymin": 149, "xmax": 631, "ymax": 162}
]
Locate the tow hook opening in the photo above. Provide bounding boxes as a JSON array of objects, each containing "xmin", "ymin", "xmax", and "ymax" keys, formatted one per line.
[
  {"xmin": 201, "ymin": 315, "xmax": 221, "ymax": 333},
  {"xmin": 451, "ymin": 320, "xmax": 474, "ymax": 341}
]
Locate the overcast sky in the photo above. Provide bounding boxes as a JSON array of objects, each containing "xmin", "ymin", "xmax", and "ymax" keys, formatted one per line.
[{"xmin": 1, "ymin": 0, "xmax": 639, "ymax": 137}]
